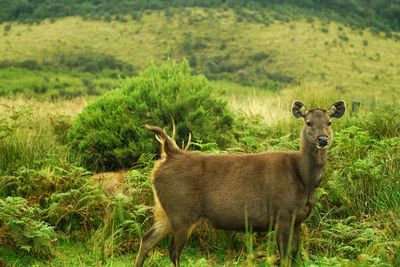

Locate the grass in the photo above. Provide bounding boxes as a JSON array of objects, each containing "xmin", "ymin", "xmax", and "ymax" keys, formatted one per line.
[
  {"xmin": 0, "ymin": 9, "xmax": 399, "ymax": 98},
  {"xmin": 1, "ymin": 6, "xmax": 399, "ymax": 267},
  {"xmin": 0, "ymin": 68, "xmax": 120, "ymax": 98},
  {"xmin": 1, "ymin": 89, "xmax": 399, "ymax": 266}
]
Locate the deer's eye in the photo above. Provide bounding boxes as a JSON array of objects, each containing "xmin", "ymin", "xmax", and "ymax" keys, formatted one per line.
[
  {"xmin": 327, "ymin": 121, "xmax": 332, "ymax": 126},
  {"xmin": 306, "ymin": 121, "xmax": 312, "ymax": 126}
]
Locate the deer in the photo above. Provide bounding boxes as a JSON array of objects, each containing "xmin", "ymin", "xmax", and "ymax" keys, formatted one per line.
[
  {"xmin": 135, "ymin": 100, "xmax": 346, "ymax": 267},
  {"xmin": 91, "ymin": 169, "xmax": 128, "ymax": 196}
]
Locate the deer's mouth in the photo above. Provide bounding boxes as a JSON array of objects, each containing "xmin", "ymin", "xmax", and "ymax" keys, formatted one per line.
[{"xmin": 316, "ymin": 144, "xmax": 329, "ymax": 150}]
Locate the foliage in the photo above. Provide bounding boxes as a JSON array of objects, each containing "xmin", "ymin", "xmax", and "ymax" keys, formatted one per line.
[
  {"xmin": 1, "ymin": 72, "xmax": 399, "ymax": 265},
  {"xmin": 0, "ymin": 105, "xmax": 75, "ymax": 174},
  {"xmin": 1, "ymin": 9, "xmax": 399, "ymax": 99},
  {"xmin": 68, "ymin": 61, "xmax": 235, "ymax": 171},
  {"xmin": 303, "ymin": 215, "xmax": 400, "ymax": 266},
  {"xmin": 46, "ymin": 176, "xmax": 109, "ymax": 236},
  {"xmin": 0, "ymin": 197, "xmax": 57, "ymax": 258},
  {"xmin": 51, "ymin": 52, "xmax": 134, "ymax": 75},
  {"xmin": 0, "ymin": 52, "xmax": 133, "ymax": 98},
  {"xmin": 199, "ymin": 53, "xmax": 293, "ymax": 89},
  {"xmin": 0, "ymin": 166, "xmax": 84, "ymax": 205},
  {"xmin": 352, "ymin": 103, "xmax": 400, "ymax": 138},
  {"xmin": 324, "ymin": 126, "xmax": 400, "ymax": 216},
  {"xmin": 0, "ymin": 68, "xmax": 119, "ymax": 98},
  {"xmin": 0, "ymin": 52, "xmax": 134, "ymax": 75},
  {"xmin": 0, "ymin": 0, "xmax": 398, "ymax": 33}
]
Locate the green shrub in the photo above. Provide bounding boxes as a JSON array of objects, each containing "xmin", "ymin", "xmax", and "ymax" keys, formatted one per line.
[
  {"xmin": 321, "ymin": 26, "xmax": 329, "ymax": 33},
  {"xmin": 3, "ymin": 24, "xmax": 11, "ymax": 32},
  {"xmin": 188, "ymin": 55, "xmax": 197, "ymax": 68},
  {"xmin": 338, "ymin": 33, "xmax": 349, "ymax": 42},
  {"xmin": 54, "ymin": 52, "xmax": 134, "ymax": 74},
  {"xmin": 303, "ymin": 216, "xmax": 399, "ymax": 265},
  {"xmin": 353, "ymin": 103, "xmax": 400, "ymax": 138},
  {"xmin": 323, "ymin": 126, "xmax": 400, "ymax": 216},
  {"xmin": 68, "ymin": 61, "xmax": 235, "ymax": 171},
  {"xmin": 0, "ymin": 197, "xmax": 57, "ymax": 258},
  {"xmin": 250, "ymin": 51, "xmax": 269, "ymax": 62},
  {"xmin": 46, "ymin": 176, "xmax": 109, "ymax": 236}
]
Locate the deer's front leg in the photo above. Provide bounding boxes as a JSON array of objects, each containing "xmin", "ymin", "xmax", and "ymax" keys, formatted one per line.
[{"xmin": 277, "ymin": 219, "xmax": 301, "ymax": 266}]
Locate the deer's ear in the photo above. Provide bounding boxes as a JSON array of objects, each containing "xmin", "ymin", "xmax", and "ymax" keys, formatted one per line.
[
  {"xmin": 292, "ymin": 100, "xmax": 308, "ymax": 119},
  {"xmin": 328, "ymin": 100, "xmax": 346, "ymax": 119}
]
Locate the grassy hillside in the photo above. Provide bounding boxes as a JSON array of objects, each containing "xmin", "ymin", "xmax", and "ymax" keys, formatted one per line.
[
  {"xmin": 1, "ymin": 0, "xmax": 399, "ymax": 33},
  {"xmin": 1, "ymin": 8, "xmax": 399, "ymax": 100}
]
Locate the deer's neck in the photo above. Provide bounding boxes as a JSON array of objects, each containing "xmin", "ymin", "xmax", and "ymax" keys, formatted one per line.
[{"xmin": 300, "ymin": 135, "xmax": 327, "ymax": 189}]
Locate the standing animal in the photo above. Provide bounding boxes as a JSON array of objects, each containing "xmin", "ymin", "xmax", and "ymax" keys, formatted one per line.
[{"xmin": 135, "ymin": 100, "xmax": 346, "ymax": 266}]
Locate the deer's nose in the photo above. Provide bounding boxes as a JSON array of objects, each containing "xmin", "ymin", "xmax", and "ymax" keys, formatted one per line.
[{"xmin": 317, "ymin": 135, "xmax": 329, "ymax": 147}]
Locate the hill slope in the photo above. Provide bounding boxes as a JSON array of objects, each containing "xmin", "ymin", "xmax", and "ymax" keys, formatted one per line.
[
  {"xmin": 1, "ymin": 0, "xmax": 399, "ymax": 32},
  {"xmin": 1, "ymin": 8, "xmax": 399, "ymax": 100}
]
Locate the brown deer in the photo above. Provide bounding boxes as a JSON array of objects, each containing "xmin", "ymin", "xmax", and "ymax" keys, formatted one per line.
[
  {"xmin": 91, "ymin": 169, "xmax": 128, "ymax": 196},
  {"xmin": 135, "ymin": 100, "xmax": 346, "ymax": 267}
]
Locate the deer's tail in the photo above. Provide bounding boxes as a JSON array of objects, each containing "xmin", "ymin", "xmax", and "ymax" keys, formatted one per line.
[{"xmin": 145, "ymin": 125, "xmax": 182, "ymax": 157}]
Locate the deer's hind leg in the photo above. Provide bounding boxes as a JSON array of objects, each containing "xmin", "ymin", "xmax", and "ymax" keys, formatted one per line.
[
  {"xmin": 168, "ymin": 223, "xmax": 196, "ymax": 267},
  {"xmin": 163, "ymin": 200, "xmax": 199, "ymax": 267},
  {"xmin": 135, "ymin": 199, "xmax": 171, "ymax": 267}
]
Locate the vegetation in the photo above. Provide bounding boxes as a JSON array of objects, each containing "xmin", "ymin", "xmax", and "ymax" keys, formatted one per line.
[
  {"xmin": 0, "ymin": 0, "xmax": 399, "ymax": 33},
  {"xmin": 0, "ymin": 2, "xmax": 399, "ymax": 266},
  {"xmin": 1, "ymin": 7, "xmax": 399, "ymax": 98},
  {"xmin": 1, "ymin": 62, "xmax": 399, "ymax": 265},
  {"xmin": 68, "ymin": 62, "xmax": 235, "ymax": 171},
  {"xmin": 0, "ymin": 197, "xmax": 56, "ymax": 258}
]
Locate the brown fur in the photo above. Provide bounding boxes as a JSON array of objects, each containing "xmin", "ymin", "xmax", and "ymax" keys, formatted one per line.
[
  {"xmin": 135, "ymin": 100, "xmax": 346, "ymax": 267},
  {"xmin": 91, "ymin": 169, "xmax": 128, "ymax": 196}
]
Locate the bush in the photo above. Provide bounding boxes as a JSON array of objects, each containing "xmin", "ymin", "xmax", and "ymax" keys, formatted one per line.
[
  {"xmin": 326, "ymin": 126, "xmax": 400, "ymax": 215},
  {"xmin": 353, "ymin": 103, "xmax": 400, "ymax": 138},
  {"xmin": 54, "ymin": 52, "xmax": 134, "ymax": 74},
  {"xmin": 3, "ymin": 24, "xmax": 11, "ymax": 32},
  {"xmin": 250, "ymin": 51, "xmax": 269, "ymax": 62},
  {"xmin": 47, "ymin": 176, "xmax": 109, "ymax": 235},
  {"xmin": 68, "ymin": 61, "xmax": 235, "ymax": 171},
  {"xmin": 0, "ymin": 197, "xmax": 57, "ymax": 258}
]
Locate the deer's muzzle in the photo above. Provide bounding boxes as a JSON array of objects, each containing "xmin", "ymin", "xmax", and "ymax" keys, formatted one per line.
[{"xmin": 316, "ymin": 135, "xmax": 329, "ymax": 148}]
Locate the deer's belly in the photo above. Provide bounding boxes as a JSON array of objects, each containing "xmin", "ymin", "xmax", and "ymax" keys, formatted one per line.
[{"xmin": 203, "ymin": 200, "xmax": 277, "ymax": 232}]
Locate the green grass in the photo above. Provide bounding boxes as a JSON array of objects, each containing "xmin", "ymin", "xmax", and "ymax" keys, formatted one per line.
[
  {"xmin": 0, "ymin": 9, "xmax": 399, "ymax": 98},
  {"xmin": 1, "ymin": 6, "xmax": 399, "ymax": 267},
  {"xmin": 0, "ymin": 67, "xmax": 120, "ymax": 98},
  {"xmin": 0, "ymin": 95, "xmax": 399, "ymax": 266}
]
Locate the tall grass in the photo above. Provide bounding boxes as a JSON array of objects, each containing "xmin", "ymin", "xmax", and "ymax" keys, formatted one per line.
[
  {"xmin": 0, "ymin": 104, "xmax": 80, "ymax": 175},
  {"xmin": 1, "ymin": 90, "xmax": 399, "ymax": 266}
]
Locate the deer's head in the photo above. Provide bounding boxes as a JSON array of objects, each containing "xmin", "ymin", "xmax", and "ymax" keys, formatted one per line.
[{"xmin": 292, "ymin": 100, "xmax": 346, "ymax": 149}]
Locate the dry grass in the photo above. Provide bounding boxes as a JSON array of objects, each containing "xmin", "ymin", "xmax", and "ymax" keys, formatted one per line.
[{"xmin": 0, "ymin": 97, "xmax": 91, "ymax": 117}]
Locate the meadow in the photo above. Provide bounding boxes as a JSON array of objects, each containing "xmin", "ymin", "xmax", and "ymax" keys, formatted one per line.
[{"xmin": 0, "ymin": 6, "xmax": 400, "ymax": 267}]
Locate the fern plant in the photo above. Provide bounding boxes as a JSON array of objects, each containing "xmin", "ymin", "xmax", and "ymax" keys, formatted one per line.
[{"xmin": 0, "ymin": 197, "xmax": 57, "ymax": 258}]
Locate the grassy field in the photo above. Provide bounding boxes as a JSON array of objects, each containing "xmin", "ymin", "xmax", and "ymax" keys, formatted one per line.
[
  {"xmin": 1, "ymin": 8, "xmax": 400, "ymax": 98},
  {"xmin": 1, "ymin": 84, "xmax": 399, "ymax": 266},
  {"xmin": 0, "ymin": 6, "xmax": 399, "ymax": 267}
]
